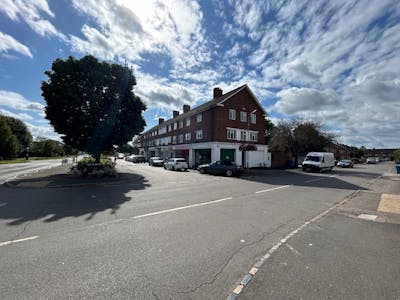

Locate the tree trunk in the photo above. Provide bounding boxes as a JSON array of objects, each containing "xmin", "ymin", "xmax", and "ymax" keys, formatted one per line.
[{"xmin": 94, "ymin": 152, "xmax": 101, "ymax": 163}]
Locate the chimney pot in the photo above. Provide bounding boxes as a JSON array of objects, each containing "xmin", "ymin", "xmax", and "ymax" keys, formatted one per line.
[
  {"xmin": 158, "ymin": 118, "xmax": 164, "ymax": 124},
  {"xmin": 183, "ymin": 104, "xmax": 190, "ymax": 113},
  {"xmin": 213, "ymin": 87, "xmax": 223, "ymax": 99},
  {"xmin": 173, "ymin": 110, "xmax": 179, "ymax": 118}
]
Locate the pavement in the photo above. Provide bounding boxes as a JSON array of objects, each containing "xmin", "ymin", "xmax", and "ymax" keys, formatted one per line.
[{"xmin": 232, "ymin": 167, "xmax": 400, "ymax": 300}]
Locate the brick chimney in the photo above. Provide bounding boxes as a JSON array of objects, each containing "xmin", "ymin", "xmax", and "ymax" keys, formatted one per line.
[
  {"xmin": 183, "ymin": 104, "xmax": 190, "ymax": 113},
  {"xmin": 173, "ymin": 110, "xmax": 179, "ymax": 118},
  {"xmin": 158, "ymin": 118, "xmax": 164, "ymax": 124},
  {"xmin": 213, "ymin": 87, "xmax": 223, "ymax": 99}
]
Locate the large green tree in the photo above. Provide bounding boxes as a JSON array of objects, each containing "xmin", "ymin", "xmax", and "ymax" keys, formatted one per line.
[
  {"xmin": 41, "ymin": 55, "xmax": 146, "ymax": 162},
  {"xmin": 0, "ymin": 115, "xmax": 32, "ymax": 155},
  {"xmin": 0, "ymin": 117, "xmax": 19, "ymax": 159}
]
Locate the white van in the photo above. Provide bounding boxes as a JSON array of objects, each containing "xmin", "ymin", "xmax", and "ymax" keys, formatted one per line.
[{"xmin": 302, "ymin": 152, "xmax": 335, "ymax": 172}]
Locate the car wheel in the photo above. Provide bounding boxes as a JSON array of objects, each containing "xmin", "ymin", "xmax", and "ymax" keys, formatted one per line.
[
  {"xmin": 172, "ymin": 166, "xmax": 175, "ymax": 171},
  {"xmin": 184, "ymin": 168, "xmax": 187, "ymax": 171},
  {"xmin": 164, "ymin": 165, "xmax": 166, "ymax": 169},
  {"xmin": 199, "ymin": 168, "xmax": 205, "ymax": 174},
  {"xmin": 226, "ymin": 170, "xmax": 233, "ymax": 177}
]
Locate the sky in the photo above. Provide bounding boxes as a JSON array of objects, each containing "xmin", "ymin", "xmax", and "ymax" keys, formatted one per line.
[{"xmin": 0, "ymin": 0, "xmax": 399, "ymax": 149}]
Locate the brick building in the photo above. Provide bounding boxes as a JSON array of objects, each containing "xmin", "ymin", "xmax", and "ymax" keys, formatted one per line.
[{"xmin": 140, "ymin": 84, "xmax": 271, "ymax": 168}]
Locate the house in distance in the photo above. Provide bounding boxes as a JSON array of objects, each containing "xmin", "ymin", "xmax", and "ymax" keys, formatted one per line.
[{"xmin": 140, "ymin": 84, "xmax": 271, "ymax": 168}]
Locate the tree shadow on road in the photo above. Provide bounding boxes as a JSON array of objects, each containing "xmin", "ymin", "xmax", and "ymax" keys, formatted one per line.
[
  {"xmin": 0, "ymin": 172, "xmax": 151, "ymax": 226},
  {"xmin": 240, "ymin": 168, "xmax": 370, "ymax": 191}
]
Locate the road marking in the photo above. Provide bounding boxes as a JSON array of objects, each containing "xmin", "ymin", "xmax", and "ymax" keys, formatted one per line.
[
  {"xmin": 358, "ymin": 214, "xmax": 378, "ymax": 221},
  {"xmin": 0, "ymin": 202, "xmax": 7, "ymax": 207},
  {"xmin": 0, "ymin": 236, "xmax": 39, "ymax": 247},
  {"xmin": 304, "ymin": 178, "xmax": 323, "ymax": 183},
  {"xmin": 131, "ymin": 197, "xmax": 234, "ymax": 220},
  {"xmin": 255, "ymin": 185, "xmax": 291, "ymax": 194}
]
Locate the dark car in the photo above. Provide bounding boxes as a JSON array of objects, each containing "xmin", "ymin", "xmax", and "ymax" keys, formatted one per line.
[
  {"xmin": 337, "ymin": 159, "xmax": 354, "ymax": 168},
  {"xmin": 198, "ymin": 160, "xmax": 242, "ymax": 177}
]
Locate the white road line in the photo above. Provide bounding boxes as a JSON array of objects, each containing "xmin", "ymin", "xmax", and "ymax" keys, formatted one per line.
[
  {"xmin": 255, "ymin": 185, "xmax": 291, "ymax": 194},
  {"xmin": 0, "ymin": 202, "xmax": 7, "ymax": 207},
  {"xmin": 304, "ymin": 178, "xmax": 323, "ymax": 183},
  {"xmin": 0, "ymin": 236, "xmax": 39, "ymax": 247},
  {"xmin": 131, "ymin": 197, "xmax": 233, "ymax": 220}
]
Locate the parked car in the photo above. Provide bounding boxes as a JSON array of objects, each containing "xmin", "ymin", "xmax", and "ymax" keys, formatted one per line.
[
  {"xmin": 149, "ymin": 157, "xmax": 164, "ymax": 167},
  {"xmin": 164, "ymin": 158, "xmax": 188, "ymax": 171},
  {"xmin": 337, "ymin": 159, "xmax": 354, "ymax": 168},
  {"xmin": 117, "ymin": 153, "xmax": 125, "ymax": 159},
  {"xmin": 125, "ymin": 154, "xmax": 145, "ymax": 163},
  {"xmin": 366, "ymin": 157, "xmax": 376, "ymax": 164},
  {"xmin": 198, "ymin": 160, "xmax": 242, "ymax": 177}
]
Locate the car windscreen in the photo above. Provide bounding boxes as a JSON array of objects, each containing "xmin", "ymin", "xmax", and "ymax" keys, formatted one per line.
[
  {"xmin": 305, "ymin": 155, "xmax": 321, "ymax": 162},
  {"xmin": 176, "ymin": 159, "xmax": 186, "ymax": 162}
]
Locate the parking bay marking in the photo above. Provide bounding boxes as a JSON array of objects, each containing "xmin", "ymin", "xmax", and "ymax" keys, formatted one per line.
[
  {"xmin": 0, "ymin": 236, "xmax": 39, "ymax": 247},
  {"xmin": 255, "ymin": 185, "xmax": 291, "ymax": 194}
]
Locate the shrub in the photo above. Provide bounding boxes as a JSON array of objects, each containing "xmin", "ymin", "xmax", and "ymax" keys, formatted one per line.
[{"xmin": 393, "ymin": 149, "xmax": 400, "ymax": 164}]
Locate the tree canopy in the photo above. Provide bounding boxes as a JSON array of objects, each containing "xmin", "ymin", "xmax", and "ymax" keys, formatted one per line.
[
  {"xmin": 41, "ymin": 55, "xmax": 146, "ymax": 161},
  {"xmin": 269, "ymin": 120, "xmax": 335, "ymax": 156},
  {"xmin": 0, "ymin": 115, "xmax": 32, "ymax": 154},
  {"xmin": 0, "ymin": 117, "xmax": 19, "ymax": 159}
]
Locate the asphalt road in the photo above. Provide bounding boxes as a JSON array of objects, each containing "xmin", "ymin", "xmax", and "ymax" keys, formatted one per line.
[
  {"xmin": 0, "ymin": 159, "xmax": 66, "ymax": 184},
  {"xmin": 0, "ymin": 161, "xmax": 396, "ymax": 299}
]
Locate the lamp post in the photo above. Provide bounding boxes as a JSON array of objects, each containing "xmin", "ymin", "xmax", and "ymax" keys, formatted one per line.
[{"xmin": 25, "ymin": 146, "xmax": 29, "ymax": 160}]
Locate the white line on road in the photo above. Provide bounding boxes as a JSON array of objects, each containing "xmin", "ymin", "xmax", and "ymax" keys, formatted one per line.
[
  {"xmin": 255, "ymin": 185, "xmax": 291, "ymax": 194},
  {"xmin": 0, "ymin": 236, "xmax": 39, "ymax": 247},
  {"xmin": 304, "ymin": 178, "xmax": 323, "ymax": 183},
  {"xmin": 131, "ymin": 197, "xmax": 233, "ymax": 220},
  {"xmin": 0, "ymin": 202, "xmax": 7, "ymax": 207}
]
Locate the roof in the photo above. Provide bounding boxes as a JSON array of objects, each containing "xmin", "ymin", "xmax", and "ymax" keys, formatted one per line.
[{"xmin": 143, "ymin": 84, "xmax": 266, "ymax": 133}]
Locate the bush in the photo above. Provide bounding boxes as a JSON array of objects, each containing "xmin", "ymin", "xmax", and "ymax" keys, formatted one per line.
[
  {"xmin": 72, "ymin": 157, "xmax": 116, "ymax": 177},
  {"xmin": 393, "ymin": 149, "xmax": 400, "ymax": 164}
]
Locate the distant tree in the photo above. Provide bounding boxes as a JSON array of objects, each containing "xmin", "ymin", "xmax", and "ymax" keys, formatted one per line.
[
  {"xmin": 0, "ymin": 117, "xmax": 19, "ymax": 159},
  {"xmin": 269, "ymin": 120, "xmax": 334, "ymax": 157},
  {"xmin": 264, "ymin": 118, "xmax": 275, "ymax": 144},
  {"xmin": 30, "ymin": 137, "xmax": 64, "ymax": 157},
  {"xmin": 0, "ymin": 115, "xmax": 32, "ymax": 155},
  {"xmin": 393, "ymin": 149, "xmax": 400, "ymax": 163},
  {"xmin": 269, "ymin": 121, "xmax": 295, "ymax": 154},
  {"xmin": 355, "ymin": 146, "xmax": 366, "ymax": 159},
  {"xmin": 41, "ymin": 55, "xmax": 146, "ymax": 162},
  {"xmin": 118, "ymin": 143, "xmax": 135, "ymax": 155},
  {"xmin": 293, "ymin": 121, "xmax": 334, "ymax": 154}
]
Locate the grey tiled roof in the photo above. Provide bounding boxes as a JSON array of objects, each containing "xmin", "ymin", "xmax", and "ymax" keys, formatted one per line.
[{"xmin": 144, "ymin": 84, "xmax": 248, "ymax": 133}]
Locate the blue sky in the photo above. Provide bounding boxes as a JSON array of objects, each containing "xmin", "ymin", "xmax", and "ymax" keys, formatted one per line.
[{"xmin": 0, "ymin": 0, "xmax": 399, "ymax": 148}]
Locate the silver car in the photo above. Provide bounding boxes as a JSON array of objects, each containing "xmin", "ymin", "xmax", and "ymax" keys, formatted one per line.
[{"xmin": 164, "ymin": 158, "xmax": 188, "ymax": 171}]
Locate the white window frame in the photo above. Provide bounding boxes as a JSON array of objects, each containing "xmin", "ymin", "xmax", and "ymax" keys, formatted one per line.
[
  {"xmin": 250, "ymin": 113, "xmax": 256, "ymax": 124},
  {"xmin": 240, "ymin": 111, "xmax": 247, "ymax": 122},
  {"xmin": 196, "ymin": 130, "xmax": 203, "ymax": 140},
  {"xmin": 197, "ymin": 114, "xmax": 202, "ymax": 123},
  {"xmin": 250, "ymin": 132, "xmax": 257, "ymax": 142},
  {"xmin": 179, "ymin": 120, "xmax": 184, "ymax": 129},
  {"xmin": 185, "ymin": 132, "xmax": 191, "ymax": 141},
  {"xmin": 174, "ymin": 122, "xmax": 177, "ymax": 130},
  {"xmin": 229, "ymin": 109, "xmax": 236, "ymax": 120},
  {"xmin": 227, "ymin": 129, "xmax": 236, "ymax": 140},
  {"xmin": 172, "ymin": 136, "xmax": 177, "ymax": 144},
  {"xmin": 240, "ymin": 130, "xmax": 247, "ymax": 141},
  {"xmin": 186, "ymin": 118, "xmax": 191, "ymax": 127},
  {"xmin": 178, "ymin": 134, "xmax": 184, "ymax": 143}
]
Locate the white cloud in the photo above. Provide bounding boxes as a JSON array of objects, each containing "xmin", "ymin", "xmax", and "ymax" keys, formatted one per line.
[
  {"xmin": 0, "ymin": 90, "xmax": 44, "ymax": 111},
  {"xmin": 0, "ymin": 108, "xmax": 33, "ymax": 121},
  {"xmin": 0, "ymin": 32, "xmax": 33, "ymax": 58},
  {"xmin": 275, "ymin": 87, "xmax": 340, "ymax": 115},
  {"xmin": 70, "ymin": 0, "xmax": 209, "ymax": 69},
  {"xmin": 0, "ymin": 0, "xmax": 66, "ymax": 40}
]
